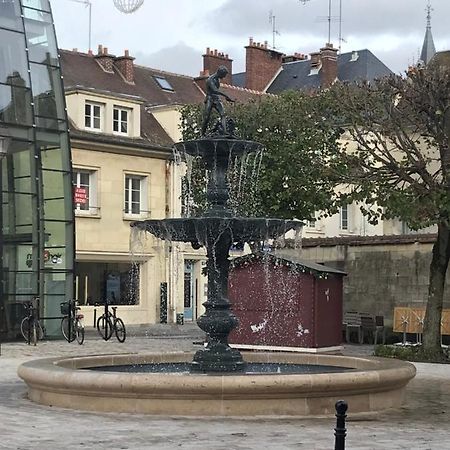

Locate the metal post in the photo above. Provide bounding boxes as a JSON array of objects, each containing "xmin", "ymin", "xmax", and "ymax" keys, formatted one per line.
[{"xmin": 334, "ymin": 400, "xmax": 348, "ymax": 450}]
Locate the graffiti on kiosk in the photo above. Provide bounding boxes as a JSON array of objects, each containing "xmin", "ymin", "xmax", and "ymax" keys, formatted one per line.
[{"xmin": 26, "ymin": 251, "xmax": 63, "ymax": 267}]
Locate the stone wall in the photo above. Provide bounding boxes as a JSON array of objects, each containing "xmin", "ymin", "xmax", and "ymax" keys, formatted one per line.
[{"xmin": 280, "ymin": 234, "xmax": 450, "ymax": 326}]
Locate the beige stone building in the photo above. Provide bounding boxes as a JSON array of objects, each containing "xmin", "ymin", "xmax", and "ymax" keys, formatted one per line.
[{"xmin": 60, "ymin": 46, "xmax": 206, "ymax": 326}]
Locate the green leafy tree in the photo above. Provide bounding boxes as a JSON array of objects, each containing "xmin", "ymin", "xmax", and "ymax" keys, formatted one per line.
[
  {"xmin": 179, "ymin": 90, "xmax": 346, "ymax": 221},
  {"xmin": 328, "ymin": 60, "xmax": 450, "ymax": 358}
]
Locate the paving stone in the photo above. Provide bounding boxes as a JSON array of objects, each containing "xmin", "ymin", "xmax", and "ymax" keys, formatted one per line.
[{"xmin": 1, "ymin": 325, "xmax": 449, "ymax": 449}]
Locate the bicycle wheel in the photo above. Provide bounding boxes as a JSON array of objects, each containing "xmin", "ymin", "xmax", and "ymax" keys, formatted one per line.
[
  {"xmin": 21, "ymin": 317, "xmax": 42, "ymax": 345},
  {"xmin": 61, "ymin": 317, "xmax": 76, "ymax": 342},
  {"xmin": 96, "ymin": 315, "xmax": 114, "ymax": 341},
  {"xmin": 20, "ymin": 317, "xmax": 31, "ymax": 342},
  {"xmin": 75, "ymin": 320, "xmax": 85, "ymax": 345},
  {"xmin": 36, "ymin": 322, "xmax": 44, "ymax": 341},
  {"xmin": 20, "ymin": 317, "xmax": 33, "ymax": 343},
  {"xmin": 114, "ymin": 318, "xmax": 126, "ymax": 343}
]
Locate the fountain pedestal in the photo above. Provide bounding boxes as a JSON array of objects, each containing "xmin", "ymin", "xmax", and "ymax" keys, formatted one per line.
[{"xmin": 191, "ymin": 230, "xmax": 245, "ymax": 372}]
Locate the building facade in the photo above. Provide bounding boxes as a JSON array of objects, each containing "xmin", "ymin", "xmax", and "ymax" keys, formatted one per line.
[
  {"xmin": 0, "ymin": 0, "xmax": 74, "ymax": 339},
  {"xmin": 60, "ymin": 47, "xmax": 210, "ymax": 326}
]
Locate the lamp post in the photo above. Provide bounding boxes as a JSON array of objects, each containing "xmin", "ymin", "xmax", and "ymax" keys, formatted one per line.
[{"xmin": 0, "ymin": 134, "xmax": 10, "ymax": 353}]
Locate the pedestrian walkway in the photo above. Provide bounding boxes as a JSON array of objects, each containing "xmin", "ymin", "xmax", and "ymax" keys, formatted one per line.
[{"xmin": 1, "ymin": 325, "xmax": 449, "ymax": 449}]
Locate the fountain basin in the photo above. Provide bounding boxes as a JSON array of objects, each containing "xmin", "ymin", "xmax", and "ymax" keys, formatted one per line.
[
  {"xmin": 131, "ymin": 217, "xmax": 302, "ymax": 244},
  {"xmin": 18, "ymin": 352, "xmax": 415, "ymax": 416}
]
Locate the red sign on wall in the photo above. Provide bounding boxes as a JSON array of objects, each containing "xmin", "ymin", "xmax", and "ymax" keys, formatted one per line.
[{"xmin": 74, "ymin": 187, "xmax": 87, "ymax": 204}]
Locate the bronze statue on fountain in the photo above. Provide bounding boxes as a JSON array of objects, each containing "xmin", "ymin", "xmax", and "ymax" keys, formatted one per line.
[
  {"xmin": 131, "ymin": 70, "xmax": 303, "ymax": 372},
  {"xmin": 201, "ymin": 65, "xmax": 236, "ymax": 137}
]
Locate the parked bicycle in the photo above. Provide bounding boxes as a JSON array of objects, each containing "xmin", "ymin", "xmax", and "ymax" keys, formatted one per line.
[
  {"xmin": 60, "ymin": 300, "xmax": 85, "ymax": 345},
  {"xmin": 20, "ymin": 297, "xmax": 44, "ymax": 345},
  {"xmin": 94, "ymin": 300, "xmax": 126, "ymax": 343}
]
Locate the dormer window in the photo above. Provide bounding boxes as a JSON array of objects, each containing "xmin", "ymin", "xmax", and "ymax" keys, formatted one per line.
[
  {"xmin": 153, "ymin": 76, "xmax": 174, "ymax": 91},
  {"xmin": 349, "ymin": 51, "xmax": 359, "ymax": 62},
  {"xmin": 85, "ymin": 101, "xmax": 102, "ymax": 131},
  {"xmin": 113, "ymin": 106, "xmax": 129, "ymax": 135}
]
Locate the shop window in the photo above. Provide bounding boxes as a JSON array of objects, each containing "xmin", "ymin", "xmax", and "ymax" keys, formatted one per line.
[
  {"xmin": 113, "ymin": 106, "xmax": 129, "ymax": 135},
  {"xmin": 124, "ymin": 174, "xmax": 148, "ymax": 217},
  {"xmin": 73, "ymin": 169, "xmax": 98, "ymax": 215},
  {"xmin": 84, "ymin": 101, "xmax": 102, "ymax": 131},
  {"xmin": 75, "ymin": 262, "xmax": 140, "ymax": 306}
]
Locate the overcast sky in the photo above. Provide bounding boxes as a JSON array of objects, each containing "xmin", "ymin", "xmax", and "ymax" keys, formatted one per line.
[{"xmin": 51, "ymin": 0, "xmax": 450, "ymax": 77}]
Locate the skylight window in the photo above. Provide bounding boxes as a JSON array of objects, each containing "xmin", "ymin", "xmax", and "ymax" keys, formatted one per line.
[{"xmin": 153, "ymin": 76, "xmax": 174, "ymax": 91}]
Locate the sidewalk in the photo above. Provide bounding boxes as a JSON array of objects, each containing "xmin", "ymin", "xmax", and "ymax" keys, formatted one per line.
[{"xmin": 1, "ymin": 325, "xmax": 449, "ymax": 449}]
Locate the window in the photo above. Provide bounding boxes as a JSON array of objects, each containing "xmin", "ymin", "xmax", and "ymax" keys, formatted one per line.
[
  {"xmin": 84, "ymin": 102, "xmax": 102, "ymax": 130},
  {"xmin": 340, "ymin": 204, "xmax": 349, "ymax": 231},
  {"xmin": 124, "ymin": 174, "xmax": 148, "ymax": 216},
  {"xmin": 306, "ymin": 217, "xmax": 317, "ymax": 229},
  {"xmin": 113, "ymin": 106, "xmax": 129, "ymax": 134},
  {"xmin": 153, "ymin": 76, "xmax": 174, "ymax": 91},
  {"xmin": 73, "ymin": 169, "xmax": 97, "ymax": 214}
]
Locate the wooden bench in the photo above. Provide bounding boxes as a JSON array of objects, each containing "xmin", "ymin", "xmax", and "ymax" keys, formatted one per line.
[
  {"xmin": 343, "ymin": 312, "xmax": 385, "ymax": 344},
  {"xmin": 343, "ymin": 311, "xmax": 362, "ymax": 344}
]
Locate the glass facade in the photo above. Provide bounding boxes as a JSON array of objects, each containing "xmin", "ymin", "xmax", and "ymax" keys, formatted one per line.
[{"xmin": 0, "ymin": 0, "xmax": 74, "ymax": 339}]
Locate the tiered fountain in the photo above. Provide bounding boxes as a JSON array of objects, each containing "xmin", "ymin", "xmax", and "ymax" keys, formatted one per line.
[
  {"xmin": 18, "ymin": 67, "xmax": 416, "ymax": 415},
  {"xmin": 131, "ymin": 136, "xmax": 304, "ymax": 372}
]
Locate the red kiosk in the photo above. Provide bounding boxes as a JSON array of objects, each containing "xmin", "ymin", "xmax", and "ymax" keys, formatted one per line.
[{"xmin": 229, "ymin": 253, "xmax": 346, "ymax": 352}]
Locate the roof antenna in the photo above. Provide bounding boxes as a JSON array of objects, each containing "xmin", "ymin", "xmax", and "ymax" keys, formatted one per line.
[
  {"xmin": 315, "ymin": 0, "xmax": 339, "ymax": 45},
  {"xmin": 269, "ymin": 10, "xmax": 280, "ymax": 50},
  {"xmin": 338, "ymin": 0, "xmax": 345, "ymax": 52}
]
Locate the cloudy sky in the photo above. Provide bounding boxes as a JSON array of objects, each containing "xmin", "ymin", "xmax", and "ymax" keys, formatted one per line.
[{"xmin": 51, "ymin": 0, "xmax": 450, "ymax": 77}]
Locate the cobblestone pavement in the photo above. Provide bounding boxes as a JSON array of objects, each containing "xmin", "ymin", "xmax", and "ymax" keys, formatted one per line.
[{"xmin": 1, "ymin": 324, "xmax": 450, "ymax": 450}]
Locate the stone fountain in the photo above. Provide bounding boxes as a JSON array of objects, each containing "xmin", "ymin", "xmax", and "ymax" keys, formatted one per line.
[
  {"xmin": 131, "ymin": 136, "xmax": 302, "ymax": 373},
  {"xmin": 18, "ymin": 66, "xmax": 416, "ymax": 415}
]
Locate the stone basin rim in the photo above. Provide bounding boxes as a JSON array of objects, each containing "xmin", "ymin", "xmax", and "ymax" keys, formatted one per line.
[{"xmin": 18, "ymin": 352, "xmax": 416, "ymax": 417}]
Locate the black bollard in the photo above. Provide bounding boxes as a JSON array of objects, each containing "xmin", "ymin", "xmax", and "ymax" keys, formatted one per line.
[{"xmin": 334, "ymin": 400, "xmax": 348, "ymax": 450}]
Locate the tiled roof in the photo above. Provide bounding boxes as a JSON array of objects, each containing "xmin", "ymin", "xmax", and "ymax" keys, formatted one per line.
[
  {"xmin": 430, "ymin": 50, "xmax": 450, "ymax": 68},
  {"xmin": 60, "ymin": 50, "xmax": 204, "ymax": 107},
  {"xmin": 232, "ymin": 72, "xmax": 246, "ymax": 88},
  {"xmin": 220, "ymin": 83, "xmax": 270, "ymax": 103},
  {"xmin": 266, "ymin": 49, "xmax": 393, "ymax": 94}
]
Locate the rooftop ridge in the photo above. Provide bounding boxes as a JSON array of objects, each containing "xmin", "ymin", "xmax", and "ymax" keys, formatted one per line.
[
  {"xmin": 133, "ymin": 64, "xmax": 195, "ymax": 80},
  {"xmin": 221, "ymin": 82, "xmax": 273, "ymax": 96},
  {"xmin": 281, "ymin": 48, "xmax": 371, "ymax": 67},
  {"xmin": 60, "ymin": 48, "xmax": 196, "ymax": 80}
]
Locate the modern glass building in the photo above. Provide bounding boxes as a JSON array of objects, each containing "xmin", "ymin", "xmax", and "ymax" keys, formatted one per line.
[{"xmin": 0, "ymin": 0, "xmax": 74, "ymax": 339}]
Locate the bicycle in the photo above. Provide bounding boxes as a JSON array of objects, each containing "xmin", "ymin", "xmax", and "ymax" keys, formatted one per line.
[
  {"xmin": 95, "ymin": 300, "xmax": 126, "ymax": 343},
  {"xmin": 60, "ymin": 300, "xmax": 85, "ymax": 345},
  {"xmin": 20, "ymin": 297, "xmax": 44, "ymax": 346}
]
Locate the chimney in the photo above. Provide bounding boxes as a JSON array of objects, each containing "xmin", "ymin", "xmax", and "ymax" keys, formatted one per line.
[
  {"xmin": 94, "ymin": 45, "xmax": 115, "ymax": 73},
  {"xmin": 202, "ymin": 47, "xmax": 233, "ymax": 85},
  {"xmin": 319, "ymin": 43, "xmax": 338, "ymax": 88},
  {"xmin": 115, "ymin": 49, "xmax": 135, "ymax": 84},
  {"xmin": 282, "ymin": 52, "xmax": 308, "ymax": 64},
  {"xmin": 310, "ymin": 51, "xmax": 321, "ymax": 69},
  {"xmin": 245, "ymin": 37, "xmax": 284, "ymax": 91}
]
